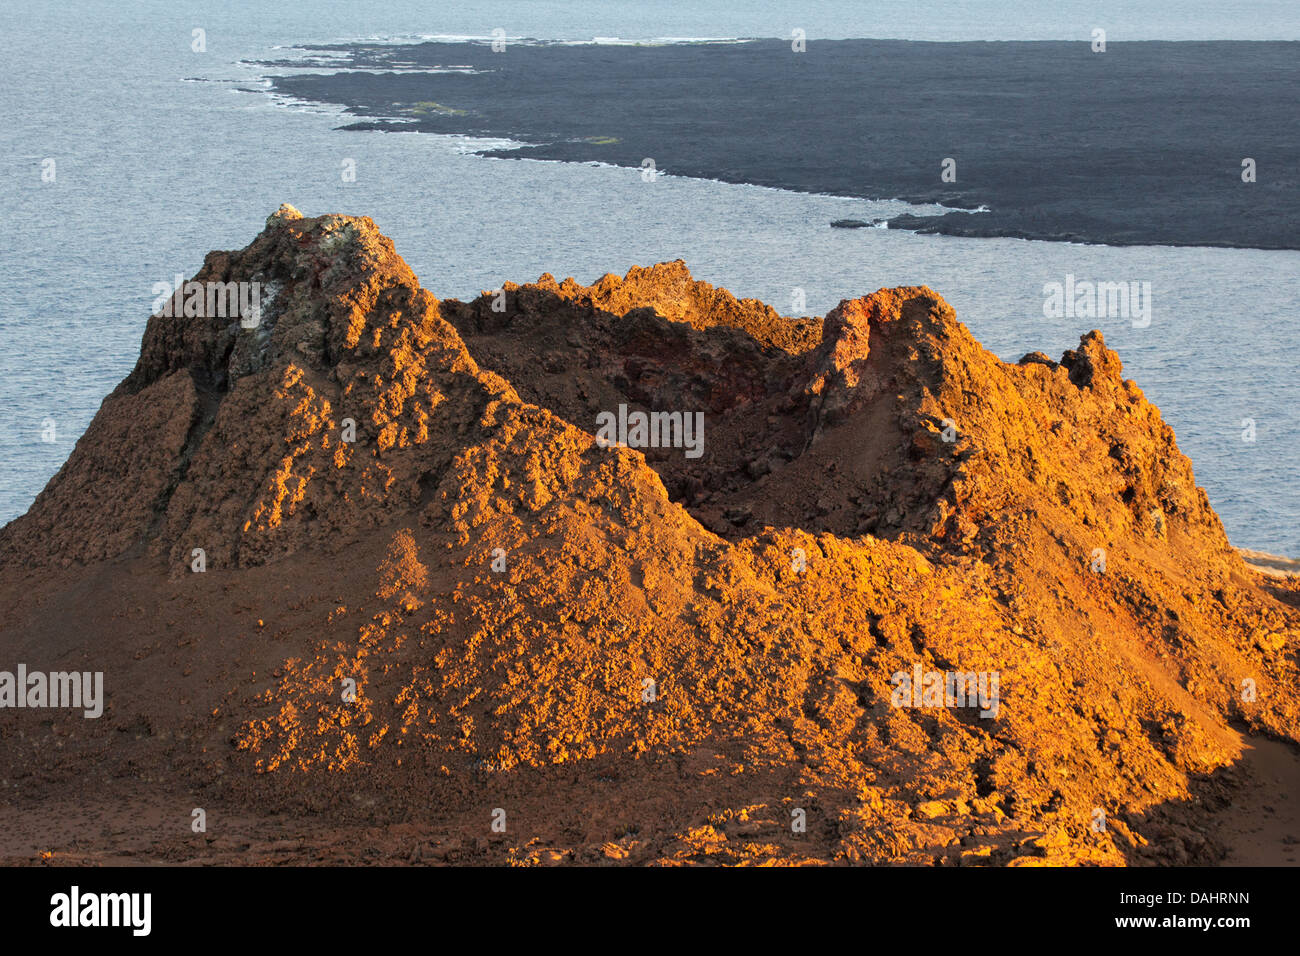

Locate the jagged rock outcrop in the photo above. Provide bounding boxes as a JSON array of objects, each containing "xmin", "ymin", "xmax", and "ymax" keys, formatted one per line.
[
  {"xmin": 3, "ymin": 205, "xmax": 520, "ymax": 571},
  {"xmin": 1, "ymin": 209, "xmax": 1296, "ymax": 866}
]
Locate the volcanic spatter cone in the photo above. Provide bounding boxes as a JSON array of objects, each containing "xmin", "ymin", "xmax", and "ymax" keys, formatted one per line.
[{"xmin": 1, "ymin": 207, "xmax": 1296, "ymax": 866}]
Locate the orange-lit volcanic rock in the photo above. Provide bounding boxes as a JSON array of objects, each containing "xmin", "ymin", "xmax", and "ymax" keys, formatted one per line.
[{"xmin": 1, "ymin": 206, "xmax": 1296, "ymax": 866}]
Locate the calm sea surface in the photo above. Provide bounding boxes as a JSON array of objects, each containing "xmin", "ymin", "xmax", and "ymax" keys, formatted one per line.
[{"xmin": 1, "ymin": 1, "xmax": 1296, "ymax": 552}]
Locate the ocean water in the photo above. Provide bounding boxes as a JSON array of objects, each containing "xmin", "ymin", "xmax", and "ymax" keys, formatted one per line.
[{"xmin": 0, "ymin": 1, "xmax": 1296, "ymax": 554}]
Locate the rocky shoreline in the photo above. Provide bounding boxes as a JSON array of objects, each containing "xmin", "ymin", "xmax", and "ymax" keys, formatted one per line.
[{"xmin": 261, "ymin": 39, "xmax": 1300, "ymax": 249}]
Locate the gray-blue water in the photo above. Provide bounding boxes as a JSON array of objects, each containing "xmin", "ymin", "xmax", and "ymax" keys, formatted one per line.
[{"xmin": 1, "ymin": 1, "xmax": 1297, "ymax": 554}]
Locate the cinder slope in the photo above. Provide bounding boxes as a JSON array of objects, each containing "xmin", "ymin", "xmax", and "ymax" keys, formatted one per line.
[{"xmin": 1, "ymin": 208, "xmax": 1295, "ymax": 866}]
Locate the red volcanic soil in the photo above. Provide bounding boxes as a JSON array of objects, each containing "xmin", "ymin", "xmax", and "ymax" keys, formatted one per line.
[{"xmin": 1, "ymin": 206, "xmax": 1297, "ymax": 866}]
